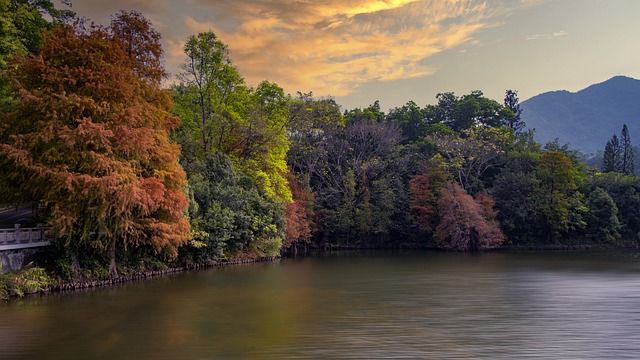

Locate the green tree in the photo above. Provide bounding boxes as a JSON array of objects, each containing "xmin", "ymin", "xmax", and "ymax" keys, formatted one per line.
[
  {"xmin": 429, "ymin": 127, "xmax": 512, "ymax": 193},
  {"xmin": 585, "ymin": 187, "xmax": 621, "ymax": 243},
  {"xmin": 534, "ymin": 151, "xmax": 586, "ymax": 240},
  {"xmin": 428, "ymin": 91, "xmax": 510, "ymax": 132},
  {"xmin": 590, "ymin": 172, "xmax": 640, "ymax": 238},
  {"xmin": 174, "ymin": 31, "xmax": 245, "ymax": 157},
  {"xmin": 386, "ymin": 100, "xmax": 427, "ymax": 143},
  {"xmin": 602, "ymin": 134, "xmax": 622, "ymax": 173},
  {"xmin": 188, "ymin": 153, "xmax": 284, "ymax": 259},
  {"xmin": 502, "ymin": 89, "xmax": 525, "ymax": 132},
  {"xmin": 621, "ymin": 124, "xmax": 634, "ymax": 175}
]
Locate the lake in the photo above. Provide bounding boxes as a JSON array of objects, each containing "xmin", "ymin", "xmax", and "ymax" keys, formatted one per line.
[{"xmin": 2, "ymin": 250, "xmax": 640, "ymax": 359}]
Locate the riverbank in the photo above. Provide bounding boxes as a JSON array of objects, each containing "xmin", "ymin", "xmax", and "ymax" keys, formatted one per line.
[{"xmin": 1, "ymin": 255, "xmax": 280, "ymax": 300}]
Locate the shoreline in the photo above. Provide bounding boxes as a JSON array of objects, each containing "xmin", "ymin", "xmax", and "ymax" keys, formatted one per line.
[{"xmin": 5, "ymin": 242, "xmax": 639, "ymax": 300}]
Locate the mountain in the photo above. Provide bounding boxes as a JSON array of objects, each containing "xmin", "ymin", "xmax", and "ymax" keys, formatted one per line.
[{"xmin": 521, "ymin": 76, "xmax": 640, "ymax": 155}]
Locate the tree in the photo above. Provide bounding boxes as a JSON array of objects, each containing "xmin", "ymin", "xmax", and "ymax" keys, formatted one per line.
[
  {"xmin": 0, "ymin": 22, "xmax": 189, "ymax": 277},
  {"xmin": 386, "ymin": 100, "xmax": 427, "ymax": 143},
  {"xmin": 585, "ymin": 187, "xmax": 621, "ymax": 243},
  {"xmin": 602, "ymin": 135, "xmax": 622, "ymax": 173},
  {"xmin": 534, "ymin": 151, "xmax": 586, "ymax": 240},
  {"xmin": 429, "ymin": 127, "xmax": 512, "ymax": 192},
  {"xmin": 490, "ymin": 151, "xmax": 539, "ymax": 243},
  {"xmin": 435, "ymin": 181, "xmax": 505, "ymax": 251},
  {"xmin": 409, "ymin": 155, "xmax": 448, "ymax": 235},
  {"xmin": 283, "ymin": 173, "xmax": 314, "ymax": 252},
  {"xmin": 590, "ymin": 172, "xmax": 640, "ymax": 238},
  {"xmin": 0, "ymin": 0, "xmax": 74, "ymax": 58},
  {"xmin": 174, "ymin": 31, "xmax": 245, "ymax": 156},
  {"xmin": 110, "ymin": 10, "xmax": 165, "ymax": 83},
  {"xmin": 621, "ymin": 124, "xmax": 634, "ymax": 175},
  {"xmin": 502, "ymin": 89, "xmax": 525, "ymax": 132},
  {"xmin": 188, "ymin": 153, "xmax": 284, "ymax": 259},
  {"xmin": 427, "ymin": 91, "xmax": 510, "ymax": 132}
]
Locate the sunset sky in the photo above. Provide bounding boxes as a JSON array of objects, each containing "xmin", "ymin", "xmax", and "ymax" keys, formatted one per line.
[{"xmin": 58, "ymin": 0, "xmax": 640, "ymax": 110}]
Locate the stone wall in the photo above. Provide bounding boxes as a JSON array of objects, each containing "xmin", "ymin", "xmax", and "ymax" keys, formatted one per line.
[{"xmin": 0, "ymin": 249, "xmax": 41, "ymax": 273}]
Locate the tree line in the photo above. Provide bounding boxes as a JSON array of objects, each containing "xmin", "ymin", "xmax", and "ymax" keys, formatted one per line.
[{"xmin": 1, "ymin": 3, "xmax": 639, "ymax": 280}]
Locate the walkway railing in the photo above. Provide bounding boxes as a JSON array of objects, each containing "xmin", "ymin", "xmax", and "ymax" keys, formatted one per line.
[{"xmin": 0, "ymin": 227, "xmax": 50, "ymax": 251}]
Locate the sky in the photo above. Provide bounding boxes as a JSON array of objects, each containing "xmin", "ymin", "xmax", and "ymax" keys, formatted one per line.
[{"xmin": 56, "ymin": 0, "xmax": 640, "ymax": 111}]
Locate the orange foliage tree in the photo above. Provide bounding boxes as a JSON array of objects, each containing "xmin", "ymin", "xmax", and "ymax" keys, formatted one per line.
[
  {"xmin": 435, "ymin": 182, "xmax": 505, "ymax": 251},
  {"xmin": 409, "ymin": 155, "xmax": 448, "ymax": 235},
  {"xmin": 283, "ymin": 173, "xmax": 314, "ymax": 251},
  {"xmin": 0, "ymin": 19, "xmax": 189, "ymax": 277}
]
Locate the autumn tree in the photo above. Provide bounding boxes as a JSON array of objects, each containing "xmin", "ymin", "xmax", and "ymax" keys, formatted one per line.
[
  {"xmin": 283, "ymin": 172, "xmax": 314, "ymax": 253},
  {"xmin": 435, "ymin": 181, "xmax": 505, "ymax": 251},
  {"xmin": 409, "ymin": 155, "xmax": 448, "ymax": 236},
  {"xmin": 0, "ymin": 21, "xmax": 189, "ymax": 277},
  {"xmin": 110, "ymin": 10, "xmax": 165, "ymax": 83}
]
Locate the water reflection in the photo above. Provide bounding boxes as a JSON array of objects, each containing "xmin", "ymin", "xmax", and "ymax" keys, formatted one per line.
[{"xmin": 2, "ymin": 251, "xmax": 640, "ymax": 359}]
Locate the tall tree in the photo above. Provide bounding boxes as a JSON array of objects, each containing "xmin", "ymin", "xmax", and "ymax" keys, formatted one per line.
[
  {"xmin": 621, "ymin": 124, "xmax": 634, "ymax": 175},
  {"xmin": 0, "ymin": 22, "xmax": 189, "ymax": 277},
  {"xmin": 174, "ymin": 31, "xmax": 245, "ymax": 156},
  {"xmin": 602, "ymin": 134, "xmax": 622, "ymax": 173},
  {"xmin": 502, "ymin": 89, "xmax": 525, "ymax": 132},
  {"xmin": 110, "ymin": 10, "xmax": 165, "ymax": 83}
]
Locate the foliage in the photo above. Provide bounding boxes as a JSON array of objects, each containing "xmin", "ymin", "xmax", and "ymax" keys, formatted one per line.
[
  {"xmin": 621, "ymin": 124, "xmax": 634, "ymax": 175},
  {"xmin": 173, "ymin": 31, "xmax": 245, "ymax": 158},
  {"xmin": 533, "ymin": 151, "xmax": 587, "ymax": 240},
  {"xmin": 188, "ymin": 153, "xmax": 284, "ymax": 259},
  {"xmin": 283, "ymin": 172, "xmax": 315, "ymax": 248},
  {"xmin": 428, "ymin": 91, "xmax": 511, "ymax": 132},
  {"xmin": 174, "ymin": 32, "xmax": 291, "ymax": 203},
  {"xmin": 409, "ymin": 155, "xmax": 448, "ymax": 236},
  {"xmin": 435, "ymin": 181, "xmax": 505, "ymax": 250},
  {"xmin": 297, "ymin": 117, "xmax": 410, "ymax": 246},
  {"xmin": 429, "ymin": 127, "xmax": 512, "ymax": 193},
  {"xmin": 0, "ymin": 20, "xmax": 190, "ymax": 277},
  {"xmin": 602, "ymin": 135, "xmax": 622, "ymax": 173},
  {"xmin": 503, "ymin": 89, "xmax": 525, "ymax": 132},
  {"xmin": 585, "ymin": 187, "xmax": 621, "ymax": 243},
  {"xmin": 0, "ymin": 265, "xmax": 51, "ymax": 300},
  {"xmin": 590, "ymin": 172, "xmax": 640, "ymax": 237}
]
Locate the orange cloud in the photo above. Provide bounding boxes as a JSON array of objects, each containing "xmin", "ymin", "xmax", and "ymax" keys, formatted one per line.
[{"xmin": 169, "ymin": 0, "xmax": 523, "ymax": 96}]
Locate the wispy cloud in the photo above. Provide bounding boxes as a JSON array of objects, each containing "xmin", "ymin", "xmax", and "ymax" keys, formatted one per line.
[
  {"xmin": 65, "ymin": 0, "xmax": 548, "ymax": 96},
  {"xmin": 525, "ymin": 30, "xmax": 568, "ymax": 41},
  {"xmin": 171, "ymin": 0, "xmax": 511, "ymax": 96}
]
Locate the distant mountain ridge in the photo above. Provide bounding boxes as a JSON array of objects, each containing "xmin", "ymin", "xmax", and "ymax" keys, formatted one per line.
[{"xmin": 521, "ymin": 76, "xmax": 640, "ymax": 154}]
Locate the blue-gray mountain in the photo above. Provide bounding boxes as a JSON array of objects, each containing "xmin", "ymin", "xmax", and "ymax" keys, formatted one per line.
[{"xmin": 521, "ymin": 76, "xmax": 640, "ymax": 155}]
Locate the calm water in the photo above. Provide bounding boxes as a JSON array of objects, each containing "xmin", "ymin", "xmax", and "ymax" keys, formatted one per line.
[{"xmin": 2, "ymin": 251, "xmax": 640, "ymax": 359}]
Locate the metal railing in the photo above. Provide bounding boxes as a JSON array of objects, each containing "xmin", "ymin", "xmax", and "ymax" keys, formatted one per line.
[{"xmin": 0, "ymin": 227, "xmax": 50, "ymax": 250}]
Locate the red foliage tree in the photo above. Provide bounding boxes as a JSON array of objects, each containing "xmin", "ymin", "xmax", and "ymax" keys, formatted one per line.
[
  {"xmin": 284, "ymin": 173, "xmax": 314, "ymax": 251},
  {"xmin": 435, "ymin": 182, "xmax": 505, "ymax": 251},
  {"xmin": 409, "ymin": 155, "xmax": 448, "ymax": 234},
  {"xmin": 0, "ymin": 21, "xmax": 189, "ymax": 277}
]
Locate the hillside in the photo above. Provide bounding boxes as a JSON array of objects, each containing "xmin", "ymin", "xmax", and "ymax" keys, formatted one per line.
[{"xmin": 521, "ymin": 76, "xmax": 640, "ymax": 154}]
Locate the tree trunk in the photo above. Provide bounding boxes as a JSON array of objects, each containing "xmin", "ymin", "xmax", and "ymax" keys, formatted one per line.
[{"xmin": 108, "ymin": 238, "xmax": 119, "ymax": 279}]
